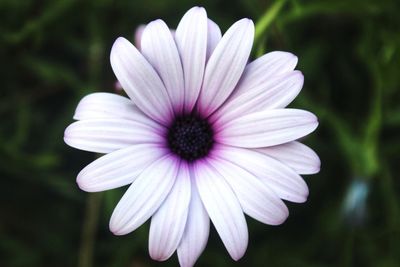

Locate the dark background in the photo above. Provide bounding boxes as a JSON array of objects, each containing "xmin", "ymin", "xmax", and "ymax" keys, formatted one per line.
[{"xmin": 1, "ymin": 0, "xmax": 400, "ymax": 266}]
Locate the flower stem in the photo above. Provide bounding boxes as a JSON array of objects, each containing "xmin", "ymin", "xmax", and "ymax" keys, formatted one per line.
[
  {"xmin": 254, "ymin": 0, "xmax": 287, "ymax": 46},
  {"xmin": 362, "ymin": 62, "xmax": 382, "ymax": 177},
  {"xmin": 78, "ymin": 193, "xmax": 103, "ymax": 267}
]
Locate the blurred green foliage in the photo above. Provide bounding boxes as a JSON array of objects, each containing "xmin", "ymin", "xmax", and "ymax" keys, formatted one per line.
[{"xmin": 1, "ymin": 0, "xmax": 400, "ymax": 266}]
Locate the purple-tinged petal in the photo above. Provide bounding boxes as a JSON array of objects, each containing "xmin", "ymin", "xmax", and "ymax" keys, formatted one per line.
[
  {"xmin": 134, "ymin": 24, "xmax": 146, "ymax": 50},
  {"xmin": 256, "ymin": 141, "xmax": 321, "ymax": 175},
  {"xmin": 233, "ymin": 51, "xmax": 298, "ymax": 96},
  {"xmin": 206, "ymin": 19, "xmax": 222, "ymax": 60},
  {"xmin": 193, "ymin": 159, "xmax": 248, "ymax": 261},
  {"xmin": 216, "ymin": 145, "xmax": 309, "ymax": 203},
  {"xmin": 77, "ymin": 144, "xmax": 168, "ymax": 192},
  {"xmin": 197, "ymin": 18, "xmax": 254, "ymax": 117},
  {"xmin": 177, "ymin": 170, "xmax": 210, "ymax": 267},
  {"xmin": 109, "ymin": 155, "xmax": 180, "ymax": 235},
  {"xmin": 149, "ymin": 162, "xmax": 191, "ymax": 261},
  {"xmin": 141, "ymin": 19, "xmax": 185, "ymax": 115},
  {"xmin": 110, "ymin": 37, "xmax": 174, "ymax": 125},
  {"xmin": 216, "ymin": 109, "xmax": 318, "ymax": 148},
  {"xmin": 212, "ymin": 71, "xmax": 304, "ymax": 125},
  {"xmin": 64, "ymin": 118, "xmax": 164, "ymax": 154},
  {"xmin": 175, "ymin": 7, "xmax": 208, "ymax": 113},
  {"xmin": 210, "ymin": 156, "xmax": 289, "ymax": 224}
]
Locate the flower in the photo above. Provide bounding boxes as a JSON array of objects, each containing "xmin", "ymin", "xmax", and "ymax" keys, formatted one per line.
[{"xmin": 64, "ymin": 6, "xmax": 320, "ymax": 267}]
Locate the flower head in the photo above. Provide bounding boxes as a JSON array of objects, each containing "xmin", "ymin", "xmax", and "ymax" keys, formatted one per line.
[{"xmin": 64, "ymin": 6, "xmax": 320, "ymax": 267}]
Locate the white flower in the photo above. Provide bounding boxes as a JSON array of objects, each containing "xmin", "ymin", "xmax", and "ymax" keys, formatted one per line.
[{"xmin": 64, "ymin": 6, "xmax": 320, "ymax": 267}]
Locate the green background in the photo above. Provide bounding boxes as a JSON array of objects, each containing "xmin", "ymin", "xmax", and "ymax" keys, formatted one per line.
[{"xmin": 1, "ymin": 0, "xmax": 399, "ymax": 266}]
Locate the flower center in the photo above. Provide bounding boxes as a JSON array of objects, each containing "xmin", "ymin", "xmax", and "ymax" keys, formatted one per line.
[{"xmin": 167, "ymin": 114, "xmax": 214, "ymax": 161}]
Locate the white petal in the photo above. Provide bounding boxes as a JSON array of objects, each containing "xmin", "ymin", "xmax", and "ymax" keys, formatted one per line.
[
  {"xmin": 177, "ymin": 172, "xmax": 210, "ymax": 267},
  {"xmin": 134, "ymin": 24, "xmax": 146, "ymax": 50},
  {"xmin": 73, "ymin": 92, "xmax": 147, "ymax": 121},
  {"xmin": 110, "ymin": 37, "xmax": 174, "ymax": 125},
  {"xmin": 233, "ymin": 51, "xmax": 298, "ymax": 96},
  {"xmin": 210, "ymin": 156, "xmax": 289, "ymax": 224},
  {"xmin": 64, "ymin": 118, "xmax": 164, "ymax": 154},
  {"xmin": 109, "ymin": 155, "xmax": 180, "ymax": 235},
  {"xmin": 216, "ymin": 109, "xmax": 318, "ymax": 148},
  {"xmin": 76, "ymin": 144, "xmax": 167, "ymax": 192},
  {"xmin": 212, "ymin": 71, "xmax": 304, "ymax": 125},
  {"xmin": 197, "ymin": 19, "xmax": 254, "ymax": 117},
  {"xmin": 193, "ymin": 160, "xmax": 248, "ymax": 260},
  {"xmin": 175, "ymin": 7, "xmax": 208, "ymax": 113},
  {"xmin": 256, "ymin": 141, "xmax": 321, "ymax": 175},
  {"xmin": 149, "ymin": 162, "xmax": 191, "ymax": 261},
  {"xmin": 206, "ymin": 19, "xmax": 222, "ymax": 60},
  {"xmin": 216, "ymin": 145, "xmax": 309, "ymax": 203},
  {"xmin": 141, "ymin": 20, "xmax": 185, "ymax": 115}
]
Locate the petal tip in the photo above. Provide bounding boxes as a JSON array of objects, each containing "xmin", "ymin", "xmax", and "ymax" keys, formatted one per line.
[
  {"xmin": 230, "ymin": 249, "xmax": 246, "ymax": 261},
  {"xmin": 149, "ymin": 251, "xmax": 169, "ymax": 262},
  {"xmin": 311, "ymin": 158, "xmax": 321, "ymax": 174},
  {"xmin": 185, "ymin": 6, "xmax": 207, "ymax": 17},
  {"xmin": 112, "ymin": 36, "xmax": 128, "ymax": 49},
  {"xmin": 63, "ymin": 125, "xmax": 73, "ymax": 146},
  {"xmin": 76, "ymin": 172, "xmax": 93, "ymax": 192},
  {"xmin": 195, "ymin": 6, "xmax": 206, "ymax": 13},
  {"xmin": 304, "ymin": 110, "xmax": 318, "ymax": 124},
  {"xmin": 293, "ymin": 70, "xmax": 304, "ymax": 80},
  {"xmin": 292, "ymin": 54, "xmax": 299, "ymax": 66},
  {"xmin": 297, "ymin": 195, "xmax": 309, "ymax": 204},
  {"xmin": 239, "ymin": 18, "xmax": 255, "ymax": 32},
  {"xmin": 76, "ymin": 174, "xmax": 85, "ymax": 190},
  {"xmin": 109, "ymin": 214, "xmax": 124, "ymax": 235},
  {"xmin": 281, "ymin": 51, "xmax": 299, "ymax": 67},
  {"xmin": 313, "ymin": 117, "xmax": 319, "ymax": 127},
  {"xmin": 239, "ymin": 17, "xmax": 253, "ymax": 24},
  {"xmin": 109, "ymin": 222, "xmax": 125, "ymax": 236},
  {"xmin": 273, "ymin": 210, "xmax": 290, "ymax": 225},
  {"xmin": 194, "ymin": 6, "xmax": 207, "ymax": 21},
  {"xmin": 110, "ymin": 37, "xmax": 132, "ymax": 61},
  {"xmin": 148, "ymin": 18, "xmax": 165, "ymax": 28},
  {"xmin": 296, "ymin": 186, "xmax": 310, "ymax": 203}
]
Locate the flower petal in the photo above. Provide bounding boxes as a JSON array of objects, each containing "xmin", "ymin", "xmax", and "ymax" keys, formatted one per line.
[
  {"xmin": 141, "ymin": 19, "xmax": 185, "ymax": 115},
  {"xmin": 197, "ymin": 18, "xmax": 254, "ymax": 117},
  {"xmin": 206, "ymin": 19, "xmax": 221, "ymax": 60},
  {"xmin": 149, "ymin": 162, "xmax": 191, "ymax": 261},
  {"xmin": 109, "ymin": 155, "xmax": 180, "ymax": 235},
  {"xmin": 110, "ymin": 37, "xmax": 174, "ymax": 125},
  {"xmin": 73, "ymin": 92, "xmax": 146, "ymax": 121},
  {"xmin": 216, "ymin": 145, "xmax": 309, "ymax": 203},
  {"xmin": 212, "ymin": 71, "xmax": 304, "ymax": 125},
  {"xmin": 216, "ymin": 109, "xmax": 318, "ymax": 148},
  {"xmin": 256, "ymin": 141, "xmax": 321, "ymax": 175},
  {"xmin": 77, "ymin": 144, "xmax": 167, "ymax": 192},
  {"xmin": 175, "ymin": 6, "xmax": 208, "ymax": 113},
  {"xmin": 134, "ymin": 24, "xmax": 146, "ymax": 50},
  {"xmin": 64, "ymin": 118, "xmax": 164, "ymax": 154},
  {"xmin": 177, "ymin": 172, "xmax": 210, "ymax": 267},
  {"xmin": 193, "ymin": 159, "xmax": 248, "ymax": 260},
  {"xmin": 210, "ymin": 155, "xmax": 289, "ymax": 224},
  {"xmin": 233, "ymin": 51, "xmax": 298, "ymax": 96}
]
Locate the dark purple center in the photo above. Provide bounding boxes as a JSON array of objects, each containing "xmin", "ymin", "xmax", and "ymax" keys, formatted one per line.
[{"xmin": 167, "ymin": 114, "xmax": 214, "ymax": 161}]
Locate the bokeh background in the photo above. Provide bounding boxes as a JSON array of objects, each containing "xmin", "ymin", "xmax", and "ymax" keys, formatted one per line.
[{"xmin": 1, "ymin": 0, "xmax": 400, "ymax": 266}]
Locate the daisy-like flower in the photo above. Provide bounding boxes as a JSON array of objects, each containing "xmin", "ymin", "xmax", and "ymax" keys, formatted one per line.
[{"xmin": 64, "ymin": 6, "xmax": 320, "ymax": 267}]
